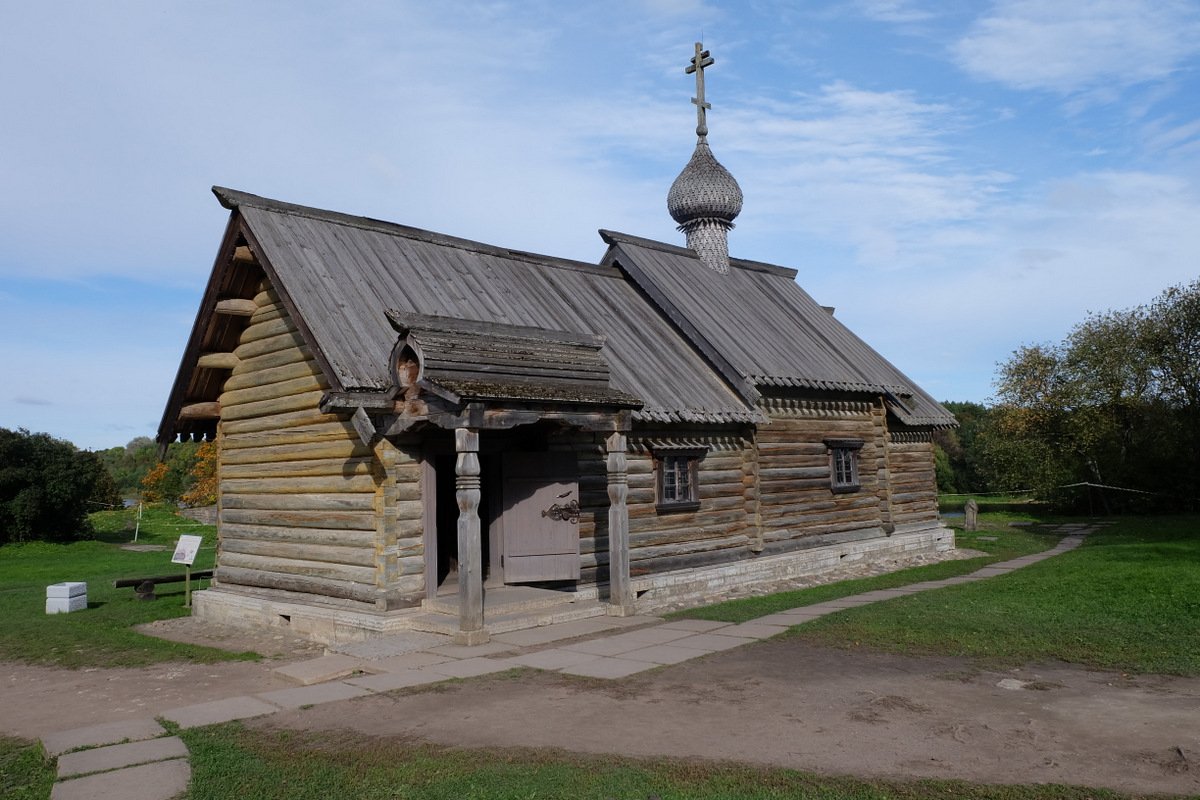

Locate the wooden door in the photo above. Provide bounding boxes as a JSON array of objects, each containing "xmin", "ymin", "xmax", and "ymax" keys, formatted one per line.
[{"xmin": 501, "ymin": 452, "xmax": 581, "ymax": 582}]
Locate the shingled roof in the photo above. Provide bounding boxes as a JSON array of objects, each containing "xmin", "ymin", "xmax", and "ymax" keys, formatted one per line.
[
  {"xmin": 599, "ymin": 230, "xmax": 956, "ymax": 428},
  {"xmin": 160, "ymin": 188, "xmax": 954, "ymax": 444}
]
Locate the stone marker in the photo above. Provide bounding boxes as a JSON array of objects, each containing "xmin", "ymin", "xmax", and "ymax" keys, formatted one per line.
[
  {"xmin": 964, "ymin": 498, "xmax": 979, "ymax": 532},
  {"xmin": 46, "ymin": 582, "xmax": 87, "ymax": 614}
]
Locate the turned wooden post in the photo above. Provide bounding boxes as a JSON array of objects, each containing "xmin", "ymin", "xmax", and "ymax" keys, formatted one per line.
[
  {"xmin": 454, "ymin": 428, "xmax": 488, "ymax": 644},
  {"xmin": 606, "ymin": 432, "xmax": 634, "ymax": 614}
]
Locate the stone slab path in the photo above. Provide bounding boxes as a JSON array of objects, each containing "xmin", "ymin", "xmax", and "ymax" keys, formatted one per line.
[{"xmin": 41, "ymin": 526, "xmax": 1090, "ymax": 800}]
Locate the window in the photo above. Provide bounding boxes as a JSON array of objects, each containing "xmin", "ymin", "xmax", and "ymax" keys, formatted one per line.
[
  {"xmin": 825, "ymin": 438, "xmax": 863, "ymax": 493},
  {"xmin": 655, "ymin": 448, "xmax": 704, "ymax": 511}
]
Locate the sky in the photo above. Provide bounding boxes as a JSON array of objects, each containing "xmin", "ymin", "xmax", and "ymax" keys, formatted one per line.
[{"xmin": 2, "ymin": 0, "xmax": 1199, "ymax": 452}]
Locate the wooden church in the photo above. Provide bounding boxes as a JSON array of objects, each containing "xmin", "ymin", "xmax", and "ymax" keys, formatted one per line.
[{"xmin": 159, "ymin": 45, "xmax": 956, "ymax": 644}]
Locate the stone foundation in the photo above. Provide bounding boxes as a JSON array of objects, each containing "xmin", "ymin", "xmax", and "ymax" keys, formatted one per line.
[{"xmin": 193, "ymin": 524, "xmax": 954, "ymax": 645}]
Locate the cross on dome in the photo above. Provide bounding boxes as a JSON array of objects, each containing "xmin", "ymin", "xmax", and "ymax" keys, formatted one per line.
[{"xmin": 686, "ymin": 42, "xmax": 714, "ymax": 139}]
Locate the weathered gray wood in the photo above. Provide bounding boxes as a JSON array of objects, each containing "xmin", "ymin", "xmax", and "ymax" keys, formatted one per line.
[
  {"xmin": 179, "ymin": 401, "xmax": 220, "ymax": 420},
  {"xmin": 219, "ymin": 456, "xmax": 376, "ymax": 480},
  {"xmin": 220, "ymin": 523, "xmax": 374, "ymax": 547},
  {"xmin": 197, "ymin": 352, "xmax": 239, "ymax": 370},
  {"xmin": 605, "ymin": 432, "xmax": 633, "ymax": 612},
  {"xmin": 220, "ymin": 389, "xmax": 325, "ymax": 422},
  {"xmin": 220, "ymin": 508, "xmax": 376, "ymax": 531},
  {"xmin": 455, "ymin": 428, "xmax": 486, "ymax": 643},
  {"xmin": 220, "ymin": 474, "xmax": 378, "ymax": 494},
  {"xmin": 220, "ymin": 539, "xmax": 375, "ymax": 567},
  {"xmin": 219, "ymin": 550, "xmax": 376, "ymax": 585},
  {"xmin": 214, "ymin": 298, "xmax": 258, "ymax": 316},
  {"xmin": 220, "ymin": 375, "xmax": 325, "ymax": 408},
  {"xmin": 216, "ymin": 566, "xmax": 375, "ymax": 604}
]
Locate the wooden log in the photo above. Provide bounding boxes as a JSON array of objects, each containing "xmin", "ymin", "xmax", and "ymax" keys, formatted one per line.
[
  {"xmin": 220, "ymin": 389, "xmax": 325, "ymax": 422},
  {"xmin": 234, "ymin": 245, "xmax": 256, "ymax": 264},
  {"xmin": 221, "ymin": 492, "xmax": 375, "ymax": 512},
  {"xmin": 220, "ymin": 538, "xmax": 375, "ymax": 567},
  {"xmin": 220, "ymin": 508, "xmax": 376, "ymax": 531},
  {"xmin": 233, "ymin": 329, "xmax": 309, "ymax": 361},
  {"xmin": 179, "ymin": 401, "xmax": 220, "ymax": 420},
  {"xmin": 198, "ymin": 352, "xmax": 239, "ymax": 370},
  {"xmin": 221, "ymin": 440, "xmax": 371, "ymax": 465},
  {"xmin": 219, "ymin": 551, "xmax": 376, "ymax": 585},
  {"xmin": 219, "ymin": 456, "xmax": 376, "ymax": 480},
  {"xmin": 238, "ymin": 315, "xmax": 299, "ymax": 345},
  {"xmin": 216, "ymin": 566, "xmax": 375, "ymax": 604},
  {"xmin": 221, "ymin": 421, "xmax": 358, "ymax": 449},
  {"xmin": 220, "ymin": 474, "xmax": 378, "ymax": 494},
  {"xmin": 220, "ymin": 523, "xmax": 374, "ymax": 547},
  {"xmin": 231, "ymin": 344, "xmax": 316, "ymax": 376},
  {"xmin": 220, "ymin": 375, "xmax": 325, "ymax": 408},
  {"xmin": 215, "ymin": 298, "xmax": 257, "ymax": 316},
  {"xmin": 223, "ymin": 359, "xmax": 325, "ymax": 393}
]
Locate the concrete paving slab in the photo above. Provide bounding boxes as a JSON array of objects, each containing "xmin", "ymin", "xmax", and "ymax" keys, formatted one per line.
[
  {"xmin": 330, "ymin": 631, "xmax": 449, "ymax": 659},
  {"xmin": 491, "ymin": 616, "xmax": 628, "ymax": 647},
  {"xmin": 426, "ymin": 640, "xmax": 517, "ymax": 658},
  {"xmin": 58, "ymin": 736, "xmax": 188, "ymax": 779},
  {"xmin": 749, "ymin": 613, "xmax": 809, "ymax": 626},
  {"xmin": 620, "ymin": 643, "xmax": 712, "ymax": 665},
  {"xmin": 51, "ymin": 758, "xmax": 189, "ymax": 800},
  {"xmin": 560, "ymin": 656, "xmax": 660, "ymax": 679},
  {"xmin": 724, "ymin": 622, "xmax": 789, "ymax": 639},
  {"xmin": 162, "ymin": 696, "xmax": 280, "ymax": 729},
  {"xmin": 615, "ymin": 626, "xmax": 698, "ymax": 644},
  {"xmin": 344, "ymin": 669, "xmax": 445, "ymax": 692},
  {"xmin": 668, "ymin": 632, "xmax": 754, "ymax": 652},
  {"xmin": 256, "ymin": 681, "xmax": 371, "ymax": 710},
  {"xmin": 560, "ymin": 636, "xmax": 646, "ymax": 656},
  {"xmin": 42, "ymin": 718, "xmax": 164, "ymax": 756},
  {"xmin": 656, "ymin": 618, "xmax": 731, "ymax": 632},
  {"xmin": 366, "ymin": 651, "xmax": 456, "ymax": 672},
  {"xmin": 422, "ymin": 656, "xmax": 521, "ymax": 679},
  {"xmin": 506, "ymin": 648, "xmax": 603, "ymax": 671},
  {"xmin": 272, "ymin": 653, "xmax": 366, "ymax": 685}
]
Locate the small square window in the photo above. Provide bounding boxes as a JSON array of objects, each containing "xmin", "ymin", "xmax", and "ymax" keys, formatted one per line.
[
  {"xmin": 654, "ymin": 448, "xmax": 704, "ymax": 511},
  {"xmin": 825, "ymin": 438, "xmax": 863, "ymax": 493}
]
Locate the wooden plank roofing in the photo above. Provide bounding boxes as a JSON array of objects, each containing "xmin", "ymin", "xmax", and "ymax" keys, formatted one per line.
[
  {"xmin": 599, "ymin": 230, "xmax": 956, "ymax": 428},
  {"xmin": 213, "ymin": 188, "xmax": 759, "ymax": 426}
]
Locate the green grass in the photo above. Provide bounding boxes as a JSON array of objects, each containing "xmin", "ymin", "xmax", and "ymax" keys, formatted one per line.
[
  {"xmin": 180, "ymin": 723, "xmax": 1160, "ymax": 800},
  {"xmin": 787, "ymin": 515, "xmax": 1200, "ymax": 676},
  {"xmin": 0, "ymin": 506, "xmax": 257, "ymax": 668},
  {"xmin": 0, "ymin": 736, "xmax": 55, "ymax": 800},
  {"xmin": 670, "ymin": 516, "xmax": 1060, "ymax": 624}
]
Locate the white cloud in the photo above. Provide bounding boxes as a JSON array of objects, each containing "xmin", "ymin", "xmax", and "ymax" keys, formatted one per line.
[
  {"xmin": 954, "ymin": 0, "xmax": 1200, "ymax": 93},
  {"xmin": 853, "ymin": 0, "xmax": 935, "ymax": 24}
]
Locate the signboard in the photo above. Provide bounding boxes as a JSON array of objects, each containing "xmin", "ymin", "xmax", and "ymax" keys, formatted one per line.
[{"xmin": 171, "ymin": 535, "xmax": 204, "ymax": 566}]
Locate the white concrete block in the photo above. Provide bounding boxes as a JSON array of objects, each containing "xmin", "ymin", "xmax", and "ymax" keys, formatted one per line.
[
  {"xmin": 46, "ymin": 582, "xmax": 87, "ymax": 598},
  {"xmin": 47, "ymin": 595, "xmax": 87, "ymax": 614}
]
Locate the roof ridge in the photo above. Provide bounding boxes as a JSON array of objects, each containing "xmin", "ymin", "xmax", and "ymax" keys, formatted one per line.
[
  {"xmin": 214, "ymin": 186, "xmax": 618, "ymax": 277},
  {"xmin": 599, "ymin": 229, "xmax": 797, "ymax": 278}
]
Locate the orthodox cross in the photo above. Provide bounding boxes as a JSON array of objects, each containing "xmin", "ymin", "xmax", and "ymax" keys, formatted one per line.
[{"xmin": 685, "ymin": 42, "xmax": 714, "ymax": 138}]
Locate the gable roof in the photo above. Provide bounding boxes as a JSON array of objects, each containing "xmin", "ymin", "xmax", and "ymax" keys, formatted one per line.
[
  {"xmin": 171, "ymin": 188, "xmax": 758, "ymax": 434},
  {"xmin": 599, "ymin": 230, "xmax": 955, "ymax": 428}
]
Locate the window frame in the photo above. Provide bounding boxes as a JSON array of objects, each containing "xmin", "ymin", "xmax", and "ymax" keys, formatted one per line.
[
  {"xmin": 824, "ymin": 437, "xmax": 864, "ymax": 494},
  {"xmin": 653, "ymin": 447, "xmax": 704, "ymax": 512}
]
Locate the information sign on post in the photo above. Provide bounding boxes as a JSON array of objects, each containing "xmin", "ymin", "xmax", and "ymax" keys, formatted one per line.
[{"xmin": 171, "ymin": 535, "xmax": 204, "ymax": 608}]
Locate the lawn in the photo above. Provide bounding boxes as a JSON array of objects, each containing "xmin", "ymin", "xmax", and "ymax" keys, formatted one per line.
[
  {"xmin": 789, "ymin": 515, "xmax": 1200, "ymax": 675},
  {"xmin": 0, "ymin": 736, "xmax": 54, "ymax": 800},
  {"xmin": 179, "ymin": 723, "xmax": 1159, "ymax": 800},
  {"xmin": 670, "ymin": 513, "xmax": 1060, "ymax": 624},
  {"xmin": 0, "ymin": 506, "xmax": 257, "ymax": 668}
]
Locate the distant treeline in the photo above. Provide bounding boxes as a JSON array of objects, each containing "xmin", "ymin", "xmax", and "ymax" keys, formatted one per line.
[{"xmin": 938, "ymin": 278, "xmax": 1200, "ymax": 513}]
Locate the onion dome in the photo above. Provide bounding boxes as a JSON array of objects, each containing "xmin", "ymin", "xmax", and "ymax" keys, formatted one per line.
[{"xmin": 667, "ymin": 140, "xmax": 744, "ymax": 226}]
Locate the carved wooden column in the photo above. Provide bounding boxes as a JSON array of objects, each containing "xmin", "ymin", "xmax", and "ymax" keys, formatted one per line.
[
  {"xmin": 454, "ymin": 428, "xmax": 488, "ymax": 644},
  {"xmin": 606, "ymin": 432, "xmax": 635, "ymax": 615}
]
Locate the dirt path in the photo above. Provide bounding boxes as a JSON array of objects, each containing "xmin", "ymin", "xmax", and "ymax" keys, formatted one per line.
[
  {"xmin": 250, "ymin": 638, "xmax": 1200, "ymax": 797},
  {"xmin": 4, "ymin": 626, "xmax": 1198, "ymax": 795}
]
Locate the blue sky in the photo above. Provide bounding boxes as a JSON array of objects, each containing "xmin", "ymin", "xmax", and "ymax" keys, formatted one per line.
[{"xmin": 2, "ymin": 0, "xmax": 1199, "ymax": 451}]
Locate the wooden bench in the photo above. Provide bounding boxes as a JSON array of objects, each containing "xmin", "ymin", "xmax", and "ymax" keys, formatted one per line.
[{"xmin": 113, "ymin": 571, "xmax": 214, "ymax": 600}]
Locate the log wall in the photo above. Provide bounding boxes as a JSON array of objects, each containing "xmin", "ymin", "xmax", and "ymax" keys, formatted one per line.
[
  {"xmin": 886, "ymin": 429, "xmax": 940, "ymax": 526},
  {"xmin": 754, "ymin": 398, "xmax": 885, "ymax": 548},
  {"xmin": 215, "ymin": 283, "xmax": 422, "ymax": 609}
]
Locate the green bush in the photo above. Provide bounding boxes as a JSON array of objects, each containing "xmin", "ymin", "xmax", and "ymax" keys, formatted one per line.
[{"xmin": 0, "ymin": 427, "xmax": 120, "ymax": 544}]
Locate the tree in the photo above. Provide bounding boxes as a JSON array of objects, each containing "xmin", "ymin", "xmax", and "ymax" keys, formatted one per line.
[
  {"xmin": 181, "ymin": 441, "xmax": 218, "ymax": 507},
  {"xmin": 139, "ymin": 440, "xmax": 204, "ymax": 505},
  {"xmin": 0, "ymin": 428, "xmax": 118, "ymax": 544}
]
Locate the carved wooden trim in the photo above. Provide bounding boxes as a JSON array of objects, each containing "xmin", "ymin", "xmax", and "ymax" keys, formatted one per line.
[
  {"xmin": 889, "ymin": 429, "xmax": 933, "ymax": 444},
  {"xmin": 758, "ymin": 397, "xmax": 872, "ymax": 418}
]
